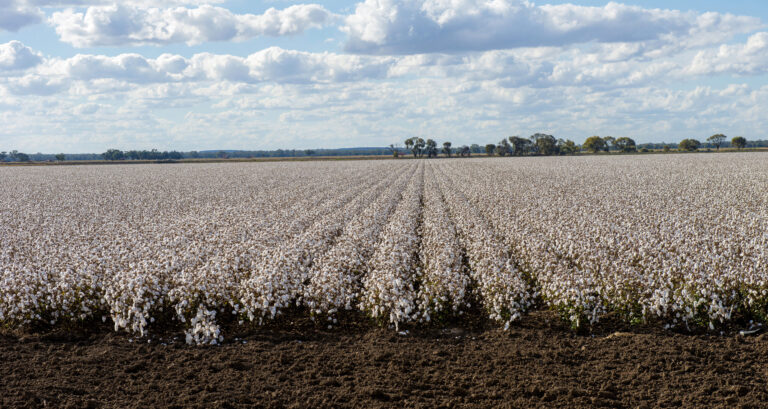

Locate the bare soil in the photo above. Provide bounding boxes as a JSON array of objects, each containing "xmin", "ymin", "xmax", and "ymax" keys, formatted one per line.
[{"xmin": 2, "ymin": 311, "xmax": 767, "ymax": 409}]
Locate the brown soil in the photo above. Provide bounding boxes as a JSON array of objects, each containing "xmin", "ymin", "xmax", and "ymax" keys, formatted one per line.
[{"xmin": 2, "ymin": 311, "xmax": 767, "ymax": 409}]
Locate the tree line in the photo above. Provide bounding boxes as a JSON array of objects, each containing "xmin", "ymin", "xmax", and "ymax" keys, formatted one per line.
[
  {"xmin": 400, "ymin": 134, "xmax": 756, "ymax": 158},
  {"xmin": 0, "ymin": 135, "xmax": 764, "ymax": 163}
]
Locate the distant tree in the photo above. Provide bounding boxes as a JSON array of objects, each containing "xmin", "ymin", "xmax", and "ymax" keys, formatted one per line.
[
  {"xmin": 54, "ymin": 153, "xmax": 66, "ymax": 161},
  {"xmin": 426, "ymin": 139, "xmax": 438, "ymax": 158},
  {"xmin": 663, "ymin": 145, "xmax": 671, "ymax": 153},
  {"xmin": 707, "ymin": 134, "xmax": 726, "ymax": 151},
  {"xmin": 731, "ymin": 136, "xmax": 747, "ymax": 150},
  {"xmin": 405, "ymin": 138, "xmax": 415, "ymax": 157},
  {"xmin": 414, "ymin": 138, "xmax": 426, "ymax": 157},
  {"xmin": 558, "ymin": 139, "xmax": 579, "ymax": 155},
  {"xmin": 678, "ymin": 139, "xmax": 701, "ymax": 152},
  {"xmin": 0, "ymin": 151, "xmax": 6, "ymax": 161},
  {"xmin": 583, "ymin": 136, "xmax": 607, "ymax": 153},
  {"xmin": 12, "ymin": 152, "xmax": 30, "ymax": 162},
  {"xmin": 189, "ymin": 151, "xmax": 200, "ymax": 159},
  {"xmin": 388, "ymin": 144, "xmax": 400, "ymax": 158},
  {"xmin": 216, "ymin": 151, "xmax": 229, "ymax": 159},
  {"xmin": 508, "ymin": 136, "xmax": 532, "ymax": 156},
  {"xmin": 603, "ymin": 136, "xmax": 616, "ymax": 152},
  {"xmin": 442, "ymin": 141, "xmax": 452, "ymax": 157},
  {"xmin": 470, "ymin": 144, "xmax": 481, "ymax": 154},
  {"xmin": 614, "ymin": 137, "xmax": 637, "ymax": 153},
  {"xmin": 459, "ymin": 145, "xmax": 471, "ymax": 157},
  {"xmin": 485, "ymin": 144, "xmax": 496, "ymax": 156},
  {"xmin": 530, "ymin": 133, "xmax": 558, "ymax": 155},
  {"xmin": 496, "ymin": 139, "xmax": 511, "ymax": 156},
  {"xmin": 102, "ymin": 149, "xmax": 125, "ymax": 161},
  {"xmin": 304, "ymin": 149, "xmax": 315, "ymax": 156}
]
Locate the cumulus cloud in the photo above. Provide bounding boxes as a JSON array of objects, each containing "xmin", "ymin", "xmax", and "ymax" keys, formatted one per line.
[
  {"xmin": 2, "ymin": 0, "xmax": 217, "ymax": 32},
  {"xmin": 5, "ymin": 74, "xmax": 68, "ymax": 95},
  {"xmin": 0, "ymin": 1, "xmax": 44, "ymax": 31},
  {"xmin": 687, "ymin": 32, "xmax": 768, "ymax": 76},
  {"xmin": 342, "ymin": 0, "xmax": 761, "ymax": 55},
  {"xmin": 0, "ymin": 41, "xmax": 43, "ymax": 71},
  {"xmin": 30, "ymin": 0, "xmax": 221, "ymax": 4},
  {"xmin": 37, "ymin": 47, "xmax": 393, "ymax": 86},
  {"xmin": 49, "ymin": 4, "xmax": 336, "ymax": 47}
]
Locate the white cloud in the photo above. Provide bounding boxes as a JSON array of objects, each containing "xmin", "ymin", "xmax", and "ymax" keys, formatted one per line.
[
  {"xmin": 33, "ymin": 46, "xmax": 393, "ymax": 86},
  {"xmin": 342, "ymin": 0, "xmax": 761, "ymax": 55},
  {"xmin": 30, "ymin": 0, "xmax": 221, "ymax": 5},
  {"xmin": 0, "ymin": 41, "xmax": 43, "ymax": 71},
  {"xmin": 5, "ymin": 74, "xmax": 68, "ymax": 95},
  {"xmin": 0, "ymin": 1, "xmax": 44, "ymax": 31},
  {"xmin": 49, "ymin": 4, "xmax": 336, "ymax": 47},
  {"xmin": 1, "ymin": 0, "xmax": 219, "ymax": 32},
  {"xmin": 687, "ymin": 32, "xmax": 768, "ymax": 76}
]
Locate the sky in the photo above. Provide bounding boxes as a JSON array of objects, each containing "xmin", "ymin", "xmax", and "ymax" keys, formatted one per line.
[{"xmin": 1, "ymin": 1, "xmax": 767, "ymax": 153}]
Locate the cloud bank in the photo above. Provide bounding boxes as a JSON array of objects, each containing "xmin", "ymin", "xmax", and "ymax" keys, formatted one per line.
[
  {"xmin": 342, "ymin": 0, "xmax": 761, "ymax": 54},
  {"xmin": 49, "ymin": 4, "xmax": 336, "ymax": 47}
]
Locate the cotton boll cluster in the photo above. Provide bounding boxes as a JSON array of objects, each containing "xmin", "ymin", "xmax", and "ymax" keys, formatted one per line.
[{"xmin": 185, "ymin": 306, "xmax": 223, "ymax": 346}]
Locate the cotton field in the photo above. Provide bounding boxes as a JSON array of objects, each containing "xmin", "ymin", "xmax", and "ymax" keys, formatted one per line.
[{"xmin": 1, "ymin": 154, "xmax": 768, "ymax": 344}]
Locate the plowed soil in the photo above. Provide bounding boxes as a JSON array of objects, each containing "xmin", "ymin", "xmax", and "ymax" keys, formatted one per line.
[{"xmin": 2, "ymin": 311, "xmax": 767, "ymax": 409}]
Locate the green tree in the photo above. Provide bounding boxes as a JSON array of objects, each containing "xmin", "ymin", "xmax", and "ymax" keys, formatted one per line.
[
  {"xmin": 425, "ymin": 139, "xmax": 438, "ymax": 158},
  {"xmin": 663, "ymin": 145, "xmax": 671, "ymax": 152},
  {"xmin": 485, "ymin": 144, "xmax": 496, "ymax": 156},
  {"xmin": 508, "ymin": 136, "xmax": 532, "ymax": 156},
  {"xmin": 470, "ymin": 144, "xmax": 481, "ymax": 154},
  {"xmin": 388, "ymin": 144, "xmax": 399, "ymax": 158},
  {"xmin": 731, "ymin": 136, "xmax": 747, "ymax": 150},
  {"xmin": 102, "ymin": 149, "xmax": 125, "ymax": 161},
  {"xmin": 678, "ymin": 139, "xmax": 701, "ymax": 152},
  {"xmin": 189, "ymin": 151, "xmax": 200, "ymax": 158},
  {"xmin": 496, "ymin": 139, "xmax": 511, "ymax": 156},
  {"xmin": 405, "ymin": 137, "xmax": 425, "ymax": 157},
  {"xmin": 414, "ymin": 138, "xmax": 426, "ymax": 157},
  {"xmin": 54, "ymin": 153, "xmax": 66, "ymax": 161},
  {"xmin": 530, "ymin": 133, "xmax": 558, "ymax": 155},
  {"xmin": 12, "ymin": 151, "xmax": 30, "ymax": 162},
  {"xmin": 304, "ymin": 149, "xmax": 315, "ymax": 156},
  {"xmin": 558, "ymin": 139, "xmax": 579, "ymax": 155},
  {"xmin": 583, "ymin": 136, "xmax": 606, "ymax": 153},
  {"xmin": 0, "ymin": 151, "xmax": 6, "ymax": 161},
  {"xmin": 707, "ymin": 134, "xmax": 726, "ymax": 150},
  {"xmin": 442, "ymin": 141, "xmax": 452, "ymax": 157},
  {"xmin": 614, "ymin": 137, "xmax": 637, "ymax": 153},
  {"xmin": 405, "ymin": 138, "xmax": 415, "ymax": 157},
  {"xmin": 459, "ymin": 145, "xmax": 470, "ymax": 157}
]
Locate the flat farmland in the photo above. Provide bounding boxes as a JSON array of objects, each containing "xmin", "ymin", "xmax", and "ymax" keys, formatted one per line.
[{"xmin": 2, "ymin": 154, "xmax": 768, "ymax": 407}]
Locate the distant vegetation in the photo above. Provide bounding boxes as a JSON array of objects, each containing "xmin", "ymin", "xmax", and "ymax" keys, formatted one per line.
[
  {"xmin": 1, "ymin": 135, "xmax": 767, "ymax": 163},
  {"xmin": 402, "ymin": 134, "xmax": 766, "ymax": 158}
]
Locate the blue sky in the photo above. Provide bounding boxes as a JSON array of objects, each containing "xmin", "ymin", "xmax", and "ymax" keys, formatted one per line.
[{"xmin": 1, "ymin": 1, "xmax": 767, "ymax": 152}]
